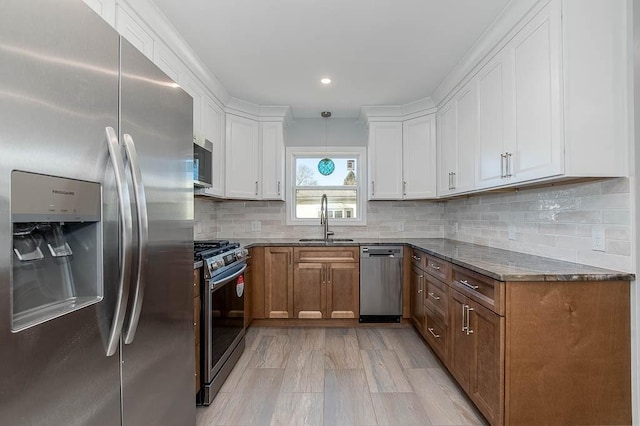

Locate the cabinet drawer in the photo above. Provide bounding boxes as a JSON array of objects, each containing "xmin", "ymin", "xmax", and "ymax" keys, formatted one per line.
[
  {"xmin": 410, "ymin": 249, "xmax": 426, "ymax": 269},
  {"xmin": 425, "ymin": 255, "xmax": 450, "ymax": 282},
  {"xmin": 451, "ymin": 266, "xmax": 504, "ymax": 315},
  {"xmin": 424, "ymin": 276, "xmax": 448, "ymax": 325},
  {"xmin": 424, "ymin": 308, "xmax": 447, "ymax": 362},
  {"xmin": 294, "ymin": 247, "xmax": 359, "ymax": 263}
]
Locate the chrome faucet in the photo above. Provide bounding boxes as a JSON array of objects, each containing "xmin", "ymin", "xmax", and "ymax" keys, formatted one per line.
[{"xmin": 320, "ymin": 193, "xmax": 334, "ymax": 240}]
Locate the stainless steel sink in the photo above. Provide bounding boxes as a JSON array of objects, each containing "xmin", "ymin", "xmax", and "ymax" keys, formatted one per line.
[{"xmin": 299, "ymin": 238, "xmax": 355, "ymax": 242}]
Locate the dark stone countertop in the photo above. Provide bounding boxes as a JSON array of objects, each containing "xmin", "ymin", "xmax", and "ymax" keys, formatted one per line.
[{"xmin": 235, "ymin": 238, "xmax": 634, "ymax": 282}]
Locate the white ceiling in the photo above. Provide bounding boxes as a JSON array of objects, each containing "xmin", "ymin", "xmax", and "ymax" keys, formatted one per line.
[{"xmin": 152, "ymin": 0, "xmax": 511, "ymax": 118}]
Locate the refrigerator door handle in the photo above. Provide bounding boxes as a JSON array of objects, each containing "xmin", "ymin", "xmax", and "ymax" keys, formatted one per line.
[
  {"xmin": 122, "ymin": 134, "xmax": 149, "ymax": 345},
  {"xmin": 104, "ymin": 127, "xmax": 134, "ymax": 357}
]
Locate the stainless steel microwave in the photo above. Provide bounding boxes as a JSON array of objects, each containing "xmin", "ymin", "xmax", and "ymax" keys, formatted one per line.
[{"xmin": 193, "ymin": 140, "xmax": 212, "ymax": 188}]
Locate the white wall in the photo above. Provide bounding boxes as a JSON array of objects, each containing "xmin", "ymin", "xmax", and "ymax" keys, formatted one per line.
[{"xmin": 285, "ymin": 118, "xmax": 367, "ymax": 147}]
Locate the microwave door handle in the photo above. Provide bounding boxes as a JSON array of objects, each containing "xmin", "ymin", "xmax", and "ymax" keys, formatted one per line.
[
  {"xmin": 122, "ymin": 134, "xmax": 149, "ymax": 345},
  {"xmin": 104, "ymin": 127, "xmax": 134, "ymax": 357}
]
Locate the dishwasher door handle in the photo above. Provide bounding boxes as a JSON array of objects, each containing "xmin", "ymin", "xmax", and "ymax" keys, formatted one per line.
[{"xmin": 368, "ymin": 254, "xmax": 395, "ymax": 258}]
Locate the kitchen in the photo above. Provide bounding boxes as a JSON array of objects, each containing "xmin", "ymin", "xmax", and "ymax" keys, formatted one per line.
[{"xmin": 1, "ymin": 0, "xmax": 638, "ymax": 425}]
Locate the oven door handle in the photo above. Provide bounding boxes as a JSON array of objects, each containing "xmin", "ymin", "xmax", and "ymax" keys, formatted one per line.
[{"xmin": 211, "ymin": 263, "xmax": 247, "ymax": 289}]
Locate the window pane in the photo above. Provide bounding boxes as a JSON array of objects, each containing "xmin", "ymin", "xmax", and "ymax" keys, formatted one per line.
[
  {"xmin": 295, "ymin": 189, "xmax": 358, "ymax": 219},
  {"xmin": 295, "ymin": 158, "xmax": 357, "ymax": 186}
]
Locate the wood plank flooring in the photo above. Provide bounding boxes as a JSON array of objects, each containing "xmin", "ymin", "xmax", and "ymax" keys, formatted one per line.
[{"xmin": 197, "ymin": 326, "xmax": 487, "ymax": 426}]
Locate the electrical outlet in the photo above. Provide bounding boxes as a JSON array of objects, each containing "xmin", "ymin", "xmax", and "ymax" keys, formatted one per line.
[
  {"xmin": 195, "ymin": 222, "xmax": 202, "ymax": 234},
  {"xmin": 398, "ymin": 222, "xmax": 404, "ymax": 232},
  {"xmin": 251, "ymin": 221, "xmax": 261, "ymax": 232},
  {"xmin": 453, "ymin": 222, "xmax": 459, "ymax": 234},
  {"xmin": 591, "ymin": 226, "xmax": 605, "ymax": 251},
  {"xmin": 508, "ymin": 224, "xmax": 516, "ymax": 241}
]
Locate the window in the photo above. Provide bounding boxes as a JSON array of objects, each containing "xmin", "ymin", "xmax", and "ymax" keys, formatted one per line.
[{"xmin": 286, "ymin": 147, "xmax": 367, "ymax": 226}]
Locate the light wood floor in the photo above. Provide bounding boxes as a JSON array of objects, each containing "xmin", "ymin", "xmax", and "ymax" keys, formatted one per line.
[{"xmin": 197, "ymin": 326, "xmax": 487, "ymax": 426}]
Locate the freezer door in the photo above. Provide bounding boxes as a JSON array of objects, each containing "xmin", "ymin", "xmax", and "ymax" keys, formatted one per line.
[
  {"xmin": 119, "ymin": 39, "xmax": 195, "ymax": 425},
  {"xmin": 0, "ymin": 1, "xmax": 121, "ymax": 425}
]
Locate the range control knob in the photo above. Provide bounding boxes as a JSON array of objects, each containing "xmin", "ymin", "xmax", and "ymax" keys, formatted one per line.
[
  {"xmin": 236, "ymin": 249, "xmax": 248, "ymax": 260},
  {"xmin": 210, "ymin": 259, "xmax": 224, "ymax": 271}
]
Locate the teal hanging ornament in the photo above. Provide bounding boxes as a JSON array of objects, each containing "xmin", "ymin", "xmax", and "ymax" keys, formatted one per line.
[
  {"xmin": 318, "ymin": 157, "xmax": 335, "ymax": 175},
  {"xmin": 318, "ymin": 111, "xmax": 334, "ymax": 175}
]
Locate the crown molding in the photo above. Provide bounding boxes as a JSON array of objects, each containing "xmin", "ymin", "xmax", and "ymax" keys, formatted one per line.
[
  {"xmin": 359, "ymin": 97, "xmax": 437, "ymax": 123},
  {"xmin": 432, "ymin": 0, "xmax": 545, "ymax": 107}
]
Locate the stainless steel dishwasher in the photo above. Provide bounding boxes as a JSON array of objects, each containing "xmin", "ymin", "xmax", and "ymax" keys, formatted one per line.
[{"xmin": 359, "ymin": 245, "xmax": 403, "ymax": 323}]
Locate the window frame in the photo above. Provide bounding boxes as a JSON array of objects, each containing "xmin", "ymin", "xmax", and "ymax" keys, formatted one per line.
[{"xmin": 285, "ymin": 146, "xmax": 367, "ymax": 226}]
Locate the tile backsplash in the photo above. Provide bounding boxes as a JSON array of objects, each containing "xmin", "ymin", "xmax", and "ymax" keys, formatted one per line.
[
  {"xmin": 194, "ymin": 199, "xmax": 445, "ymax": 240},
  {"xmin": 444, "ymin": 178, "xmax": 633, "ymax": 272},
  {"xmin": 194, "ymin": 178, "xmax": 633, "ymax": 272}
]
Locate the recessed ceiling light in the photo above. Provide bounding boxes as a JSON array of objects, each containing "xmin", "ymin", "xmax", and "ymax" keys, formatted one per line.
[{"xmin": 320, "ymin": 78, "xmax": 331, "ymax": 85}]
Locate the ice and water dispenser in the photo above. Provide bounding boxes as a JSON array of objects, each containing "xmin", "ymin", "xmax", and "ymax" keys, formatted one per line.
[{"xmin": 11, "ymin": 171, "xmax": 103, "ymax": 332}]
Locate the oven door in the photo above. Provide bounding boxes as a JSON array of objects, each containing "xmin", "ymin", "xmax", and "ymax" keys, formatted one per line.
[{"xmin": 204, "ymin": 262, "xmax": 246, "ymax": 384}]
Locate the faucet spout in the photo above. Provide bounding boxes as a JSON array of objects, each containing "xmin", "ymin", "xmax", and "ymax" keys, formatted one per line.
[{"xmin": 320, "ymin": 194, "xmax": 334, "ymax": 240}]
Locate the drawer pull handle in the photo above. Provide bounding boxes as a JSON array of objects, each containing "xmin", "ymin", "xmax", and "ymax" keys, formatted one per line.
[
  {"xmin": 428, "ymin": 292, "xmax": 440, "ymax": 301},
  {"xmin": 427, "ymin": 327, "xmax": 440, "ymax": 339},
  {"xmin": 430, "ymin": 264, "xmax": 440, "ymax": 270},
  {"xmin": 419, "ymin": 275, "xmax": 424, "ymax": 278},
  {"xmin": 417, "ymin": 289, "xmax": 423, "ymax": 294},
  {"xmin": 459, "ymin": 279, "xmax": 479, "ymax": 290},
  {"xmin": 412, "ymin": 255, "xmax": 421, "ymax": 261}
]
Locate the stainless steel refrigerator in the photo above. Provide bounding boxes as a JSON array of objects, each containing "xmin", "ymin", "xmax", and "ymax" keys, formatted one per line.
[{"xmin": 0, "ymin": 1, "xmax": 195, "ymax": 424}]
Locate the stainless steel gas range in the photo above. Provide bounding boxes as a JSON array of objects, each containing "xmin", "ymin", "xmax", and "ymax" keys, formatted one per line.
[{"xmin": 194, "ymin": 240, "xmax": 248, "ymax": 405}]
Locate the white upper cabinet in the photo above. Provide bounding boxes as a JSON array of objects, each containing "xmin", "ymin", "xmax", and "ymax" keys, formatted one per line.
[
  {"xmin": 202, "ymin": 97, "xmax": 225, "ymax": 197},
  {"xmin": 226, "ymin": 114, "xmax": 260, "ymax": 199},
  {"xmin": 115, "ymin": 4, "xmax": 154, "ymax": 60},
  {"xmin": 368, "ymin": 118, "xmax": 437, "ymax": 200},
  {"xmin": 153, "ymin": 42, "xmax": 183, "ymax": 84},
  {"xmin": 437, "ymin": 85, "xmax": 476, "ymax": 197},
  {"xmin": 178, "ymin": 72, "xmax": 204, "ymax": 143},
  {"xmin": 402, "ymin": 115, "xmax": 437, "ymax": 199},
  {"xmin": 260, "ymin": 122, "xmax": 285, "ymax": 201},
  {"xmin": 438, "ymin": 0, "xmax": 628, "ymax": 197},
  {"xmin": 83, "ymin": 0, "xmax": 115, "ymax": 27},
  {"xmin": 505, "ymin": 1, "xmax": 563, "ymax": 184},
  {"xmin": 368, "ymin": 122, "xmax": 403, "ymax": 200},
  {"xmin": 476, "ymin": 52, "xmax": 510, "ymax": 189}
]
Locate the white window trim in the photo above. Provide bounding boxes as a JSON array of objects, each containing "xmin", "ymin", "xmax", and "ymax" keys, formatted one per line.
[{"xmin": 286, "ymin": 146, "xmax": 367, "ymax": 226}]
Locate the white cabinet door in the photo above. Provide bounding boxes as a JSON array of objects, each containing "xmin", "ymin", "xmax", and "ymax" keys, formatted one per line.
[
  {"xmin": 203, "ymin": 96, "xmax": 225, "ymax": 197},
  {"xmin": 453, "ymin": 85, "xmax": 477, "ymax": 194},
  {"xmin": 226, "ymin": 114, "xmax": 260, "ymax": 199},
  {"xmin": 476, "ymin": 53, "xmax": 510, "ymax": 189},
  {"xmin": 115, "ymin": 5, "xmax": 154, "ymax": 60},
  {"xmin": 437, "ymin": 101, "xmax": 457, "ymax": 197},
  {"xmin": 507, "ymin": 1, "xmax": 563, "ymax": 183},
  {"xmin": 261, "ymin": 122, "xmax": 285, "ymax": 200},
  {"xmin": 153, "ymin": 42, "xmax": 183, "ymax": 84},
  {"xmin": 368, "ymin": 122, "xmax": 403, "ymax": 200},
  {"xmin": 83, "ymin": 0, "xmax": 116, "ymax": 26},
  {"xmin": 178, "ymin": 72, "xmax": 203, "ymax": 143},
  {"xmin": 402, "ymin": 115, "xmax": 437, "ymax": 199}
]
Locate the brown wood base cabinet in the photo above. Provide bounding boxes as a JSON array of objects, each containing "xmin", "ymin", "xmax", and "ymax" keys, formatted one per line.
[
  {"xmin": 293, "ymin": 247, "xmax": 359, "ymax": 319},
  {"xmin": 409, "ymin": 249, "xmax": 630, "ymax": 426},
  {"xmin": 264, "ymin": 247, "xmax": 293, "ymax": 318}
]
